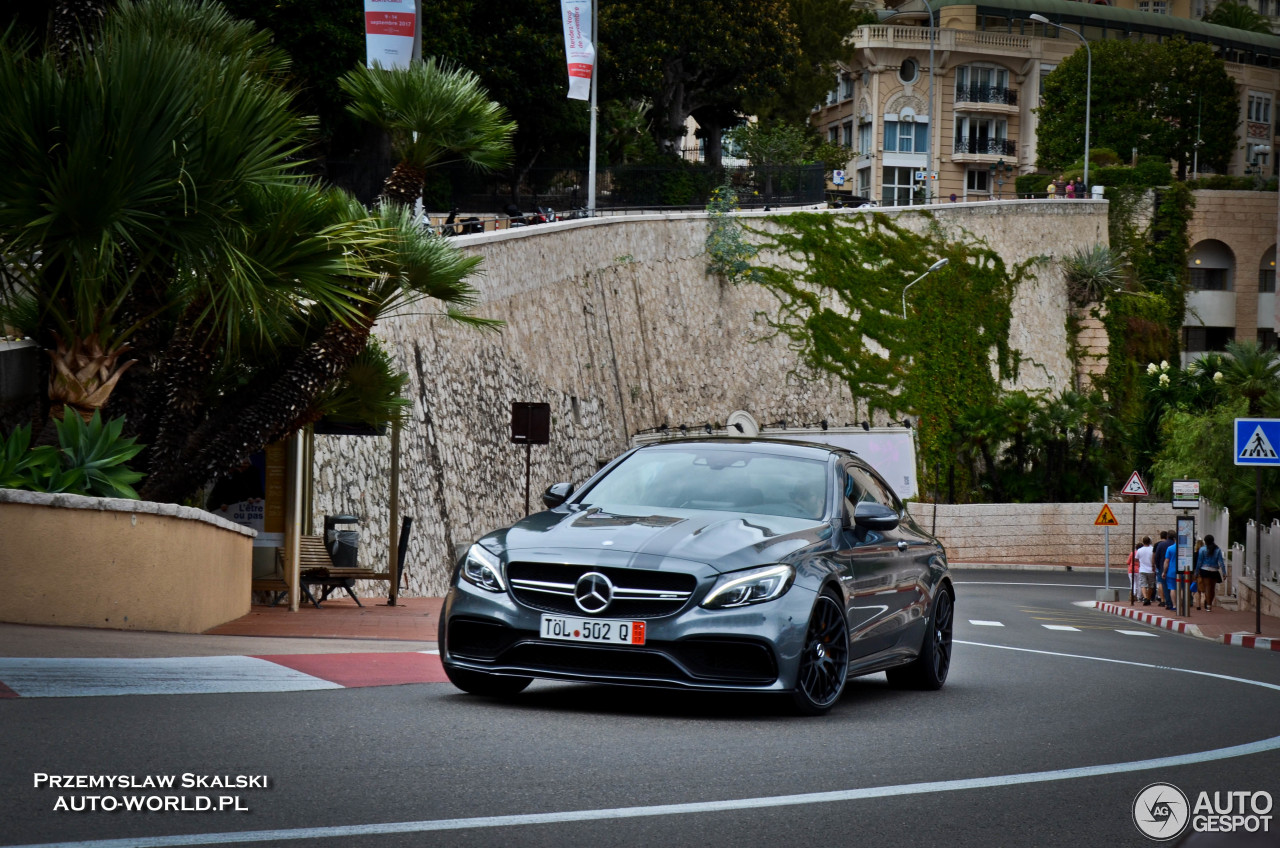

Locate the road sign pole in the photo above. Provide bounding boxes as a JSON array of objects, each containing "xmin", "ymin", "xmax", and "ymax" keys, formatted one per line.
[
  {"xmin": 1257, "ymin": 466, "xmax": 1263, "ymax": 635},
  {"xmin": 1130, "ymin": 499, "xmax": 1137, "ymax": 606},
  {"xmin": 1104, "ymin": 485, "xmax": 1110, "ymax": 591}
]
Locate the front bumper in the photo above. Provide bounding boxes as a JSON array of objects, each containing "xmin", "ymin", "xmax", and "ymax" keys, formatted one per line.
[{"xmin": 441, "ymin": 577, "xmax": 818, "ymax": 692}]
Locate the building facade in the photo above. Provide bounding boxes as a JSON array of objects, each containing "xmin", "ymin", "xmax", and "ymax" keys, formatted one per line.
[{"xmin": 812, "ymin": 0, "xmax": 1280, "ymax": 205}]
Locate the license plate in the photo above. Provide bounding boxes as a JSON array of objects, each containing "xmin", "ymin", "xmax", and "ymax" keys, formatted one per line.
[{"xmin": 540, "ymin": 615, "xmax": 646, "ymax": 645}]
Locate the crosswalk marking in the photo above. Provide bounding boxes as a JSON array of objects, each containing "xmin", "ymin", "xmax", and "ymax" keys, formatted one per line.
[
  {"xmin": 969, "ymin": 620, "xmax": 1005, "ymax": 627},
  {"xmin": 1042, "ymin": 624, "xmax": 1081, "ymax": 631},
  {"xmin": 1117, "ymin": 629, "xmax": 1159, "ymax": 637}
]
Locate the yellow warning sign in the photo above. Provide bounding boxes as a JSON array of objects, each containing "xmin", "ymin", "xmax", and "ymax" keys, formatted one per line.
[{"xmin": 1094, "ymin": 504, "xmax": 1120, "ymax": 526}]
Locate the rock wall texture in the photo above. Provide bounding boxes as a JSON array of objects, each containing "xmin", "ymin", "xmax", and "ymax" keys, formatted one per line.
[
  {"xmin": 907, "ymin": 500, "xmax": 1228, "ymax": 567},
  {"xmin": 313, "ymin": 200, "xmax": 1109, "ymax": 595}
]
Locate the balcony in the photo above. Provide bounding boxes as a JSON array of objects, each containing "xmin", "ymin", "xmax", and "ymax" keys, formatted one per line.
[
  {"xmin": 954, "ymin": 84, "xmax": 1018, "ymax": 110},
  {"xmin": 853, "ymin": 26, "xmax": 1032, "ymax": 55},
  {"xmin": 954, "ymin": 137, "xmax": 1018, "ymax": 157}
]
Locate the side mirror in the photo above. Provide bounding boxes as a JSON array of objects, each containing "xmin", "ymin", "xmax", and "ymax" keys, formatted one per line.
[
  {"xmin": 852, "ymin": 501, "xmax": 900, "ymax": 531},
  {"xmin": 542, "ymin": 482, "xmax": 575, "ymax": 509}
]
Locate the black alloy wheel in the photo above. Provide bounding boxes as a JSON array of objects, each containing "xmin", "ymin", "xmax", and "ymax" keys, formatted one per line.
[
  {"xmin": 791, "ymin": 592, "xmax": 850, "ymax": 716},
  {"xmin": 886, "ymin": 587, "xmax": 953, "ymax": 690}
]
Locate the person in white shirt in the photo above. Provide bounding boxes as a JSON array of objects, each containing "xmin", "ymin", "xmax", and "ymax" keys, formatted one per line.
[{"xmin": 1135, "ymin": 537, "xmax": 1156, "ymax": 605}]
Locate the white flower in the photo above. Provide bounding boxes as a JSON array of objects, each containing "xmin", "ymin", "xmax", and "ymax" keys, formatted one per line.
[
  {"xmin": 1159, "ymin": 373, "xmax": 1170, "ymax": 386},
  {"xmin": 1147, "ymin": 363, "xmax": 1159, "ymax": 375},
  {"xmin": 1160, "ymin": 360, "xmax": 1170, "ymax": 371},
  {"xmin": 1214, "ymin": 371, "xmax": 1224, "ymax": 383}
]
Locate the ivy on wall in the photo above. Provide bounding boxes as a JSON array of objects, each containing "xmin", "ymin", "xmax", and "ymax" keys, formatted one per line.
[{"xmin": 745, "ymin": 211, "xmax": 1027, "ymax": 501}]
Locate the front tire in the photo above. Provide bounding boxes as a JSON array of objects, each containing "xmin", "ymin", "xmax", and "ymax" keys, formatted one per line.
[
  {"xmin": 790, "ymin": 591, "xmax": 850, "ymax": 716},
  {"xmin": 886, "ymin": 586, "xmax": 953, "ymax": 691},
  {"xmin": 439, "ymin": 611, "xmax": 532, "ymax": 697},
  {"xmin": 442, "ymin": 663, "xmax": 532, "ymax": 697}
]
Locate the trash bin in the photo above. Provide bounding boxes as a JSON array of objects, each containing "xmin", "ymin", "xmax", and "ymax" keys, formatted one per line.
[{"xmin": 324, "ymin": 514, "xmax": 360, "ymax": 569}]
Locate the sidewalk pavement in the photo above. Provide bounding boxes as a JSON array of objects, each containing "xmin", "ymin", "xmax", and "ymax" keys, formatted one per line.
[{"xmin": 1091, "ymin": 596, "xmax": 1280, "ymax": 650}]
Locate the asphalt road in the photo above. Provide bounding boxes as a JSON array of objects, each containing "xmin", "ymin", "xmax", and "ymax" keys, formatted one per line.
[{"xmin": 3, "ymin": 569, "xmax": 1279, "ymax": 848}]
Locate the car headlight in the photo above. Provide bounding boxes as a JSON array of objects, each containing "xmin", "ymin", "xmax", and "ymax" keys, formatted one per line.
[
  {"xmin": 461, "ymin": 544, "xmax": 506, "ymax": 593},
  {"xmin": 701, "ymin": 564, "xmax": 794, "ymax": 609}
]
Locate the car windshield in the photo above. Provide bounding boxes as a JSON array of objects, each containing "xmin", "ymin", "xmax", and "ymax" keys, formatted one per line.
[{"xmin": 578, "ymin": 448, "xmax": 828, "ymax": 520}]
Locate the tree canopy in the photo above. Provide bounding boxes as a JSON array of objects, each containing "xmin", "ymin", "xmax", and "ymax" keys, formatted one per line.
[
  {"xmin": 0, "ymin": 0, "xmax": 492, "ymax": 504},
  {"xmin": 1037, "ymin": 38, "xmax": 1237, "ymax": 179},
  {"xmin": 1203, "ymin": 0, "xmax": 1274, "ymax": 33}
]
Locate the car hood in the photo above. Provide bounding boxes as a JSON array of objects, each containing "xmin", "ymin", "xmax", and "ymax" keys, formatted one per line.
[{"xmin": 484, "ymin": 506, "xmax": 830, "ymax": 574}]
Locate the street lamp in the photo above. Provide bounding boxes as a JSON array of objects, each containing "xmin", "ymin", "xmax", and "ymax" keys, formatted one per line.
[
  {"xmin": 902, "ymin": 258, "xmax": 950, "ymax": 319},
  {"xmin": 921, "ymin": 0, "xmax": 937, "ymax": 204},
  {"xmin": 989, "ymin": 157, "xmax": 1014, "ymax": 198},
  {"xmin": 1031, "ymin": 13, "xmax": 1091, "ymax": 195}
]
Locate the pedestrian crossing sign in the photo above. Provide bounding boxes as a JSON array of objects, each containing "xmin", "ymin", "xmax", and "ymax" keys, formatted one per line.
[
  {"xmin": 1094, "ymin": 504, "xmax": 1119, "ymax": 526},
  {"xmin": 1235, "ymin": 418, "xmax": 1280, "ymax": 466},
  {"xmin": 1120, "ymin": 470, "xmax": 1148, "ymax": 497}
]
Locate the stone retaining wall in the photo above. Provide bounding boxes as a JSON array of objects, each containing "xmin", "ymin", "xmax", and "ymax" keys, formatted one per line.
[
  {"xmin": 313, "ymin": 201, "xmax": 1110, "ymax": 595},
  {"xmin": 907, "ymin": 501, "xmax": 1194, "ymax": 568}
]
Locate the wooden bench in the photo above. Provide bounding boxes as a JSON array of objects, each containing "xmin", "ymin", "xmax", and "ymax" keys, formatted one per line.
[{"xmin": 250, "ymin": 517, "xmax": 414, "ymax": 608}]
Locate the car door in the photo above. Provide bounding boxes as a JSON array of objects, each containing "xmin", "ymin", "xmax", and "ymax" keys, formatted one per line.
[
  {"xmin": 830, "ymin": 460, "xmax": 904, "ymax": 660},
  {"xmin": 849, "ymin": 461, "xmax": 935, "ymax": 652}
]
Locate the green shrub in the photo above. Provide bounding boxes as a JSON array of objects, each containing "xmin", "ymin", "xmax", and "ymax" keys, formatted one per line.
[
  {"xmin": 0, "ymin": 408, "xmax": 145, "ymax": 498},
  {"xmin": 1016, "ymin": 173, "xmax": 1052, "ymax": 196}
]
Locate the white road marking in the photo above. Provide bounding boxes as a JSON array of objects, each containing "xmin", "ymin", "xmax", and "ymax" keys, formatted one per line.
[
  {"xmin": 0, "ymin": 656, "xmax": 340, "ymax": 698},
  {"xmin": 1116, "ymin": 630, "xmax": 1159, "ymax": 637},
  {"xmin": 11, "ymin": 641, "xmax": 1280, "ymax": 848},
  {"xmin": 968, "ymin": 620, "xmax": 1005, "ymax": 627},
  {"xmin": 1042, "ymin": 624, "xmax": 1080, "ymax": 631}
]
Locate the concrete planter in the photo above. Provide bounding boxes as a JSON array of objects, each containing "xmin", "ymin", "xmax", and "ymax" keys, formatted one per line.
[{"xmin": 0, "ymin": 489, "xmax": 254, "ymax": 633}]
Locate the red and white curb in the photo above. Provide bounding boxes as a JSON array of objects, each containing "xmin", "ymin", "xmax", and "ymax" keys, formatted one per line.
[
  {"xmin": 0, "ymin": 651, "xmax": 446, "ymax": 699},
  {"xmin": 1221, "ymin": 634, "xmax": 1280, "ymax": 651},
  {"xmin": 1094, "ymin": 602, "xmax": 1204, "ymax": 639}
]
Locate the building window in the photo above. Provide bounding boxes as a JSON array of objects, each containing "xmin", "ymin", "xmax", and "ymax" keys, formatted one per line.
[
  {"xmin": 882, "ymin": 166, "xmax": 921, "ymax": 206},
  {"xmin": 1183, "ymin": 326, "xmax": 1235, "ymax": 352},
  {"xmin": 884, "ymin": 119, "xmax": 930, "ymax": 154},
  {"xmin": 1261, "ymin": 328, "xmax": 1278, "ymax": 350},
  {"xmin": 966, "ymin": 169, "xmax": 991, "ymax": 196},
  {"xmin": 1138, "ymin": 0, "xmax": 1169, "ymax": 12},
  {"xmin": 856, "ymin": 166, "xmax": 871, "ymax": 197},
  {"xmin": 839, "ymin": 74, "xmax": 855, "ymax": 100},
  {"xmin": 1261, "ymin": 0, "xmax": 1271, "ymax": 16},
  {"xmin": 1249, "ymin": 93, "xmax": 1272, "ymax": 125},
  {"xmin": 956, "ymin": 65, "xmax": 1014, "ymax": 105},
  {"xmin": 954, "ymin": 116, "xmax": 1010, "ymax": 155},
  {"xmin": 1261, "ymin": 268, "xmax": 1276, "ymax": 293},
  {"xmin": 899, "ymin": 58, "xmax": 919, "ymax": 84},
  {"xmin": 829, "ymin": 126, "xmax": 840, "ymax": 144},
  {"xmin": 842, "ymin": 122, "xmax": 854, "ymax": 148},
  {"xmin": 1189, "ymin": 267, "xmax": 1230, "ymax": 291},
  {"xmin": 858, "ymin": 121, "xmax": 873, "ymax": 154}
]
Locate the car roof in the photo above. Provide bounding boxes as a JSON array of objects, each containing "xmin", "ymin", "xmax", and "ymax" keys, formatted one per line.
[{"xmin": 634, "ymin": 437, "xmax": 847, "ymax": 461}]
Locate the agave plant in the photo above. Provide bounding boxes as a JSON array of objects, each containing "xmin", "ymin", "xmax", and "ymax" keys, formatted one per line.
[
  {"xmin": 0, "ymin": 407, "xmax": 145, "ymax": 498},
  {"xmin": 1061, "ymin": 244, "xmax": 1126, "ymax": 308}
]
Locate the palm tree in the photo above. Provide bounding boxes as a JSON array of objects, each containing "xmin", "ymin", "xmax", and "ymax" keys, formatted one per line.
[
  {"xmin": 0, "ymin": 0, "xmax": 496, "ymax": 504},
  {"xmin": 1204, "ymin": 1, "xmax": 1274, "ymax": 33},
  {"xmin": 340, "ymin": 59, "xmax": 516, "ymax": 208},
  {"xmin": 1221, "ymin": 340, "xmax": 1280, "ymax": 416}
]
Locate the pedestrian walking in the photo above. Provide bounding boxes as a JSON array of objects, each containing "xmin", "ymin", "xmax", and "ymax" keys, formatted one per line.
[
  {"xmin": 1126, "ymin": 542, "xmax": 1141, "ymax": 601},
  {"xmin": 1136, "ymin": 537, "xmax": 1156, "ymax": 604},
  {"xmin": 1152, "ymin": 531, "xmax": 1172, "ymax": 607},
  {"xmin": 1162, "ymin": 536, "xmax": 1179, "ymax": 612},
  {"xmin": 1196, "ymin": 534, "xmax": 1225, "ymax": 612}
]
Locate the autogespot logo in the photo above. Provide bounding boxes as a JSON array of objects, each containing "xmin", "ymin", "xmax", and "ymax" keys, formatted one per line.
[{"xmin": 1133, "ymin": 782, "xmax": 1191, "ymax": 841}]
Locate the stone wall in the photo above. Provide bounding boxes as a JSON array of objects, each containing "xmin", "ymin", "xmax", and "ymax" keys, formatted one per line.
[
  {"xmin": 907, "ymin": 500, "xmax": 1194, "ymax": 568},
  {"xmin": 313, "ymin": 200, "xmax": 1109, "ymax": 595}
]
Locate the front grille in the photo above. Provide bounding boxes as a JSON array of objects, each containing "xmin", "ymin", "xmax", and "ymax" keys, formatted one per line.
[
  {"xmin": 507, "ymin": 562, "xmax": 696, "ymax": 619},
  {"xmin": 495, "ymin": 639, "xmax": 777, "ymax": 686}
]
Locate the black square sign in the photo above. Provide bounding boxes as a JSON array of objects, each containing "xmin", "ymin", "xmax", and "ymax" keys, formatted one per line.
[{"xmin": 510, "ymin": 402, "xmax": 551, "ymax": 445}]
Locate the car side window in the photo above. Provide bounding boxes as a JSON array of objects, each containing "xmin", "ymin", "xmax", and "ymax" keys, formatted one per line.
[{"xmin": 849, "ymin": 465, "xmax": 901, "ymax": 513}]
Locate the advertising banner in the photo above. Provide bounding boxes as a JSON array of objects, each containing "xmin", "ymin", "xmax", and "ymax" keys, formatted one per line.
[
  {"xmin": 560, "ymin": 0, "xmax": 595, "ymax": 101},
  {"xmin": 365, "ymin": 0, "xmax": 416, "ymax": 69}
]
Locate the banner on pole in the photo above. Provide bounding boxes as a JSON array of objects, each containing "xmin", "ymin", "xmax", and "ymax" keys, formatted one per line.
[
  {"xmin": 365, "ymin": 0, "xmax": 417, "ymax": 69},
  {"xmin": 561, "ymin": 0, "xmax": 595, "ymax": 101}
]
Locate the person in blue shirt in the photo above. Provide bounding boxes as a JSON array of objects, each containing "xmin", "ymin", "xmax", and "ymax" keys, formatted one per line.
[
  {"xmin": 1162, "ymin": 541, "xmax": 1179, "ymax": 611},
  {"xmin": 1196, "ymin": 535, "xmax": 1226, "ymax": 612}
]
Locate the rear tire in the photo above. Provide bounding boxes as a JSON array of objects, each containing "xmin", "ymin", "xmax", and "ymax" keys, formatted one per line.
[
  {"xmin": 790, "ymin": 591, "xmax": 850, "ymax": 716},
  {"xmin": 886, "ymin": 587, "xmax": 953, "ymax": 691}
]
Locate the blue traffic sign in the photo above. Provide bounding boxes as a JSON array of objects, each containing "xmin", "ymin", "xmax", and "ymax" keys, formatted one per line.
[{"xmin": 1235, "ymin": 418, "xmax": 1280, "ymax": 466}]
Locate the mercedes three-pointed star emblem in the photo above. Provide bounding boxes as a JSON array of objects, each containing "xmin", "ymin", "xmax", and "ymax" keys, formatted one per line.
[{"xmin": 574, "ymin": 571, "xmax": 614, "ymax": 614}]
